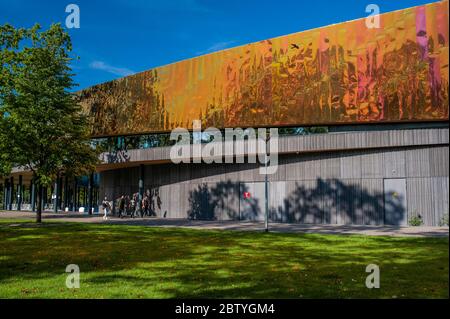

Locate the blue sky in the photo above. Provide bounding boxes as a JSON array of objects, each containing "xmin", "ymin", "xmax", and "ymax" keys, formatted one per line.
[{"xmin": 0, "ymin": 0, "xmax": 436, "ymax": 90}]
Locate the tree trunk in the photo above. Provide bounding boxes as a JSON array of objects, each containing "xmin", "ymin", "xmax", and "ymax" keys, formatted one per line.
[{"xmin": 36, "ymin": 184, "xmax": 42, "ymax": 223}]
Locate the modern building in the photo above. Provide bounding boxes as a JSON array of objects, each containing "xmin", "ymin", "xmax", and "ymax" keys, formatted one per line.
[{"xmin": 2, "ymin": 0, "xmax": 449, "ymax": 226}]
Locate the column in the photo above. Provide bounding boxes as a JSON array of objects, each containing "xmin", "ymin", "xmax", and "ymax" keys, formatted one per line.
[
  {"xmin": 138, "ymin": 165, "xmax": 145, "ymax": 216},
  {"xmin": 73, "ymin": 178, "xmax": 78, "ymax": 212},
  {"xmin": 3, "ymin": 179, "xmax": 8, "ymax": 210},
  {"xmin": 82, "ymin": 187, "xmax": 86, "ymax": 208},
  {"xmin": 31, "ymin": 179, "xmax": 36, "ymax": 212},
  {"xmin": 58, "ymin": 176, "xmax": 63, "ymax": 210},
  {"xmin": 17, "ymin": 175, "xmax": 23, "ymax": 211},
  {"xmin": 8, "ymin": 176, "xmax": 13, "ymax": 210},
  {"xmin": 53, "ymin": 176, "xmax": 59, "ymax": 213},
  {"xmin": 87, "ymin": 173, "xmax": 93, "ymax": 215},
  {"xmin": 63, "ymin": 175, "xmax": 68, "ymax": 211},
  {"xmin": 41, "ymin": 186, "xmax": 45, "ymax": 212}
]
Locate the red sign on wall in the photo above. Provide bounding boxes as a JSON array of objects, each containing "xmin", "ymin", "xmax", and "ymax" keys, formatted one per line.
[{"xmin": 243, "ymin": 192, "xmax": 251, "ymax": 199}]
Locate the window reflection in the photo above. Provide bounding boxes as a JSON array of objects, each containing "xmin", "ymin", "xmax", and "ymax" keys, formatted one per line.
[{"xmin": 91, "ymin": 126, "xmax": 329, "ymax": 153}]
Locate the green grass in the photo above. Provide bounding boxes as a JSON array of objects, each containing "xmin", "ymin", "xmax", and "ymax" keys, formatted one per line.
[{"xmin": 0, "ymin": 218, "xmax": 448, "ymax": 298}]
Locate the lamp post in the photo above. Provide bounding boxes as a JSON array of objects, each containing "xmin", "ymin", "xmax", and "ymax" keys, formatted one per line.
[{"xmin": 264, "ymin": 150, "xmax": 269, "ymax": 233}]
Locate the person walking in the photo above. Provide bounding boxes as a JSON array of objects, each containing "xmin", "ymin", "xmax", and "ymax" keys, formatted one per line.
[
  {"xmin": 118, "ymin": 195, "xmax": 125, "ymax": 218},
  {"xmin": 132, "ymin": 193, "xmax": 139, "ymax": 218},
  {"xmin": 102, "ymin": 196, "xmax": 111, "ymax": 220},
  {"xmin": 130, "ymin": 193, "xmax": 136, "ymax": 218}
]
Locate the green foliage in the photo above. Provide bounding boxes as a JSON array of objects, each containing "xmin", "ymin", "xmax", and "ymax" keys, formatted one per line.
[
  {"xmin": 439, "ymin": 214, "xmax": 449, "ymax": 227},
  {"xmin": 409, "ymin": 215, "xmax": 424, "ymax": 227},
  {"xmin": 0, "ymin": 23, "xmax": 99, "ymax": 219}
]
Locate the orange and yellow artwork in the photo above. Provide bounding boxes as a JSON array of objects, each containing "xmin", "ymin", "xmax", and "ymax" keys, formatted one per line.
[{"xmin": 78, "ymin": 0, "xmax": 449, "ymax": 137}]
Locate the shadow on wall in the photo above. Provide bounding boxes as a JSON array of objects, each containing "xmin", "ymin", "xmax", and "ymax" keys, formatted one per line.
[
  {"xmin": 270, "ymin": 178, "xmax": 406, "ymax": 225},
  {"xmin": 187, "ymin": 181, "xmax": 260, "ymax": 221},
  {"xmin": 186, "ymin": 178, "xmax": 406, "ymax": 225},
  {"xmin": 148, "ymin": 187, "xmax": 162, "ymax": 216}
]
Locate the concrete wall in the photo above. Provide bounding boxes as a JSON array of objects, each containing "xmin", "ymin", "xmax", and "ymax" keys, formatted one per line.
[{"xmin": 99, "ymin": 130, "xmax": 449, "ymax": 226}]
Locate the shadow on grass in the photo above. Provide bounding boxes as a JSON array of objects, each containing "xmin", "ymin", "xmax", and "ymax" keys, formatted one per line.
[{"xmin": 0, "ymin": 221, "xmax": 448, "ymax": 298}]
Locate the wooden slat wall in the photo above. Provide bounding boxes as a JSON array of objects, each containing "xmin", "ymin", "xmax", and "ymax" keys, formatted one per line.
[
  {"xmin": 431, "ymin": 177, "xmax": 449, "ymax": 226},
  {"xmin": 361, "ymin": 179, "xmax": 384, "ymax": 225},
  {"xmin": 98, "ymin": 127, "xmax": 449, "ymax": 168},
  {"xmin": 99, "ymin": 129, "xmax": 449, "ymax": 226}
]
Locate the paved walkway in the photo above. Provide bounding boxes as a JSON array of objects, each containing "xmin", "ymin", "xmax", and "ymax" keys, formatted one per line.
[{"xmin": 1, "ymin": 210, "xmax": 448, "ymax": 237}]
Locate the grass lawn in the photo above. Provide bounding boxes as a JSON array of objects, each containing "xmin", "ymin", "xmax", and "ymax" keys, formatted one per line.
[{"xmin": 0, "ymin": 218, "xmax": 448, "ymax": 298}]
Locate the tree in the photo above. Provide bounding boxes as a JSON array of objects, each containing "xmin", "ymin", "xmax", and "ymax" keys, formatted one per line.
[{"xmin": 0, "ymin": 23, "xmax": 99, "ymax": 222}]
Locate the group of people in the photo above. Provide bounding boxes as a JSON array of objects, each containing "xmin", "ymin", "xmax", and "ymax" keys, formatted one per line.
[{"xmin": 101, "ymin": 191, "xmax": 153, "ymax": 220}]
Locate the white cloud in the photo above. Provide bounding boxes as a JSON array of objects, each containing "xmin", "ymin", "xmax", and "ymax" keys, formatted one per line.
[
  {"xmin": 89, "ymin": 61, "xmax": 135, "ymax": 77},
  {"xmin": 196, "ymin": 40, "xmax": 236, "ymax": 55}
]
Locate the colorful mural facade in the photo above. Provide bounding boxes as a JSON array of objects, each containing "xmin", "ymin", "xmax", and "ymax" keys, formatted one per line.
[{"xmin": 79, "ymin": 0, "xmax": 449, "ymax": 137}]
